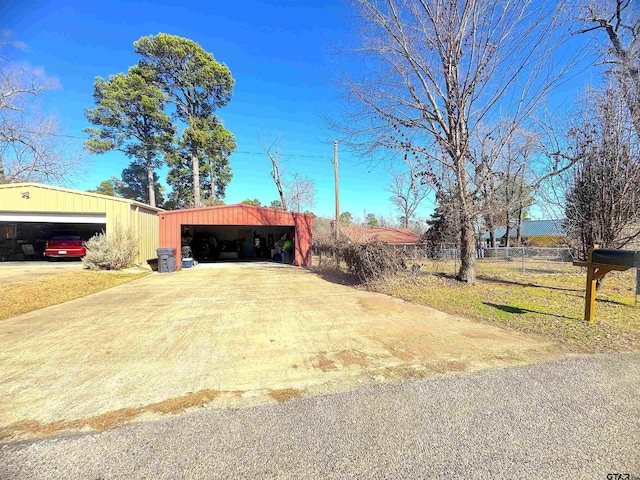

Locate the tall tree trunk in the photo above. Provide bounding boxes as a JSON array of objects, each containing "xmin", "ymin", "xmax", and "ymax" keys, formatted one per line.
[
  {"xmin": 271, "ymin": 155, "xmax": 287, "ymax": 210},
  {"xmin": 0, "ymin": 154, "xmax": 6, "ymax": 184},
  {"xmin": 192, "ymin": 152, "xmax": 200, "ymax": 207},
  {"xmin": 504, "ymin": 211, "xmax": 512, "ymax": 248},
  {"xmin": 458, "ymin": 217, "xmax": 476, "ymax": 282},
  {"xmin": 516, "ymin": 207, "xmax": 523, "ymax": 245},
  {"xmin": 454, "ymin": 148, "xmax": 476, "ymax": 282},
  {"xmin": 146, "ymin": 160, "xmax": 156, "ymax": 208},
  {"xmin": 486, "ymin": 213, "xmax": 496, "ymax": 248},
  {"xmin": 211, "ymin": 169, "xmax": 217, "ymax": 203}
]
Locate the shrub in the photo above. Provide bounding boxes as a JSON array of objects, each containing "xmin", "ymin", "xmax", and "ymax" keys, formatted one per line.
[
  {"xmin": 82, "ymin": 223, "xmax": 138, "ymax": 270},
  {"xmin": 312, "ymin": 239, "xmax": 347, "ymax": 262},
  {"xmin": 342, "ymin": 241, "xmax": 402, "ymax": 283}
]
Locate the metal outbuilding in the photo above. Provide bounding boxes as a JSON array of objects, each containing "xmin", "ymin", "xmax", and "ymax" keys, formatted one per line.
[
  {"xmin": 0, "ymin": 183, "xmax": 162, "ymax": 263},
  {"xmin": 158, "ymin": 204, "xmax": 313, "ymax": 269}
]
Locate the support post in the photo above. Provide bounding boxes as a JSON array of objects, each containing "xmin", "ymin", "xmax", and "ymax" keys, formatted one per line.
[
  {"xmin": 573, "ymin": 245, "xmax": 633, "ymax": 323},
  {"xmin": 584, "ymin": 244, "xmax": 598, "ymax": 324},
  {"xmin": 634, "ymin": 267, "xmax": 640, "ymax": 307},
  {"xmin": 334, "ymin": 140, "xmax": 340, "ymax": 269},
  {"xmin": 334, "ymin": 140, "xmax": 339, "ymax": 242}
]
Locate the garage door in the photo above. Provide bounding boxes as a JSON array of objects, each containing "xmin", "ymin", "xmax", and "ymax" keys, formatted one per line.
[{"xmin": 0, "ymin": 213, "xmax": 107, "ymax": 261}]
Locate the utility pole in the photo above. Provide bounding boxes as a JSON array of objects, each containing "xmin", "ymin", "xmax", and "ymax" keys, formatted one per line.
[
  {"xmin": 363, "ymin": 208, "xmax": 366, "ymax": 242},
  {"xmin": 334, "ymin": 140, "xmax": 340, "ymax": 242}
]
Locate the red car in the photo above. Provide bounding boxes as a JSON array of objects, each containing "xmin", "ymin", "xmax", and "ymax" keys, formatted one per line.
[{"xmin": 44, "ymin": 235, "xmax": 86, "ymax": 258}]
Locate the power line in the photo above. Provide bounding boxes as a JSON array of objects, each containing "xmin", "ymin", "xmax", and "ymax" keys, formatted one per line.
[
  {"xmin": 235, "ymin": 151, "xmax": 329, "ymax": 159},
  {"xmin": 21, "ymin": 130, "xmax": 86, "ymax": 140},
  {"xmin": 18, "ymin": 130, "xmax": 331, "ymax": 159}
]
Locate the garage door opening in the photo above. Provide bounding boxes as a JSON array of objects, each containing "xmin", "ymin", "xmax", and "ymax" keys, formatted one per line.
[
  {"xmin": 181, "ymin": 224, "xmax": 297, "ymax": 264},
  {"xmin": 1, "ymin": 217, "xmax": 105, "ymax": 262},
  {"xmin": 158, "ymin": 204, "xmax": 313, "ymax": 269}
]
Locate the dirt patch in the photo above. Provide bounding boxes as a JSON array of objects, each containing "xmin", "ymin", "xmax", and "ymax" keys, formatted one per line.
[
  {"xmin": 145, "ymin": 389, "xmax": 220, "ymax": 415},
  {"xmin": 314, "ymin": 353, "xmax": 337, "ymax": 372},
  {"xmin": 358, "ymin": 297, "xmax": 394, "ymax": 314},
  {"xmin": 268, "ymin": 388, "xmax": 304, "ymax": 404},
  {"xmin": 383, "ymin": 343, "xmax": 419, "ymax": 362},
  {"xmin": 335, "ymin": 350, "xmax": 370, "ymax": 368},
  {"xmin": 0, "ymin": 389, "xmax": 221, "ymax": 442},
  {"xmin": 460, "ymin": 329, "xmax": 507, "ymax": 340},
  {"xmin": 428, "ymin": 360, "xmax": 469, "ymax": 374}
]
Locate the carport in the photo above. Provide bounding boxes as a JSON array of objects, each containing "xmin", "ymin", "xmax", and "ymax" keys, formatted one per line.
[
  {"xmin": 158, "ymin": 204, "xmax": 313, "ymax": 269},
  {"xmin": 0, "ymin": 183, "xmax": 162, "ymax": 262}
]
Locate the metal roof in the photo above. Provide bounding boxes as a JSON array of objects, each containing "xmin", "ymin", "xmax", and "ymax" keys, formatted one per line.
[
  {"xmin": 0, "ymin": 182, "xmax": 165, "ymax": 212},
  {"xmin": 318, "ymin": 226, "xmax": 422, "ymax": 244},
  {"xmin": 481, "ymin": 219, "xmax": 565, "ymax": 239}
]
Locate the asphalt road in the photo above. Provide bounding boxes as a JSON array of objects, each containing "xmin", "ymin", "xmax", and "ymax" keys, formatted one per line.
[{"xmin": 1, "ymin": 354, "xmax": 639, "ymax": 479}]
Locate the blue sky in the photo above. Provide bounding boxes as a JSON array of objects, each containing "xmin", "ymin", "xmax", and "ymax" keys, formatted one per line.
[
  {"xmin": 2, "ymin": 0, "xmax": 406, "ymax": 221},
  {"xmin": 2, "ymin": 0, "xmax": 602, "ymax": 222}
]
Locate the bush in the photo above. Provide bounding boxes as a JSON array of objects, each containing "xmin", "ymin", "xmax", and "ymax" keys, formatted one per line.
[
  {"xmin": 312, "ymin": 238, "xmax": 347, "ymax": 262},
  {"xmin": 343, "ymin": 241, "xmax": 402, "ymax": 283},
  {"xmin": 82, "ymin": 223, "xmax": 138, "ymax": 270}
]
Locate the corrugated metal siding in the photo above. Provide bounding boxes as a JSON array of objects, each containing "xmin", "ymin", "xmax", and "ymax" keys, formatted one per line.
[
  {"xmin": 1, "ymin": 183, "xmax": 131, "ymax": 214},
  {"xmin": 134, "ymin": 206, "xmax": 160, "ymax": 262},
  {"xmin": 0, "ymin": 183, "xmax": 161, "ymax": 265},
  {"xmin": 159, "ymin": 205, "xmax": 313, "ymax": 268},
  {"xmin": 294, "ymin": 213, "xmax": 313, "ymax": 266}
]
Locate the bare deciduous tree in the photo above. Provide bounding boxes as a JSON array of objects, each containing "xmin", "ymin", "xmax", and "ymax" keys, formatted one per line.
[
  {"xmin": 564, "ymin": 85, "xmax": 640, "ymax": 259},
  {"xmin": 336, "ymin": 0, "xmax": 580, "ymax": 282},
  {"xmin": 285, "ymin": 173, "xmax": 316, "ymax": 213},
  {"xmin": 0, "ymin": 34, "xmax": 78, "ymax": 184},
  {"xmin": 0, "ymin": 115, "xmax": 79, "ymax": 184},
  {"xmin": 259, "ymin": 132, "xmax": 287, "ymax": 210},
  {"xmin": 386, "ymin": 157, "xmax": 430, "ymax": 228},
  {"xmin": 577, "ymin": 0, "xmax": 640, "ymax": 135},
  {"xmin": 495, "ymin": 131, "xmax": 536, "ymax": 247}
]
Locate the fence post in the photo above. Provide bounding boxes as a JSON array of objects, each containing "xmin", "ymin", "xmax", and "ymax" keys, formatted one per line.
[
  {"xmin": 454, "ymin": 244, "xmax": 457, "ymax": 277},
  {"xmin": 522, "ymin": 246, "xmax": 525, "ymax": 272}
]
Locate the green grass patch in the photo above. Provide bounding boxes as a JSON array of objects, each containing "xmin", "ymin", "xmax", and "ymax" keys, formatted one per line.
[
  {"xmin": 0, "ymin": 270, "xmax": 149, "ymax": 321},
  {"xmin": 366, "ymin": 261, "xmax": 640, "ymax": 353}
]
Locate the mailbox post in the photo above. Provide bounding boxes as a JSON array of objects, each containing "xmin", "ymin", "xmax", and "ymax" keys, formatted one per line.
[{"xmin": 573, "ymin": 245, "xmax": 638, "ymax": 323}]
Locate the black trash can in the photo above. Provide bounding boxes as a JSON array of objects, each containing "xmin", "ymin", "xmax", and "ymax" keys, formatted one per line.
[{"xmin": 156, "ymin": 248, "xmax": 176, "ymax": 273}]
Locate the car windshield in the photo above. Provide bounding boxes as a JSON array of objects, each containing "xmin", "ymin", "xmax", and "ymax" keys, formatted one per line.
[{"xmin": 51, "ymin": 236, "xmax": 82, "ymax": 240}]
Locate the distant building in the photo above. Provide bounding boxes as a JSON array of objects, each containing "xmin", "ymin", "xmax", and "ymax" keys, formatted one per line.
[
  {"xmin": 317, "ymin": 226, "xmax": 422, "ymax": 245},
  {"xmin": 481, "ymin": 219, "xmax": 566, "ymax": 247}
]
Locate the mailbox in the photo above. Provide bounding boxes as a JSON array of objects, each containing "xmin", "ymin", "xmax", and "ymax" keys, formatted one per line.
[{"xmin": 591, "ymin": 249, "xmax": 640, "ymax": 268}]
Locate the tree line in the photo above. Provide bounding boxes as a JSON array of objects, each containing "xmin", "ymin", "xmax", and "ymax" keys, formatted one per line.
[
  {"xmin": 84, "ymin": 33, "xmax": 235, "ymax": 209},
  {"xmin": 2, "ymin": 1, "xmax": 638, "ymax": 283},
  {"xmin": 335, "ymin": 0, "xmax": 640, "ymax": 282},
  {"xmin": 0, "ymin": 33, "xmax": 236, "ymax": 210},
  {"xmin": 1, "ymin": 31, "xmax": 321, "ymax": 213}
]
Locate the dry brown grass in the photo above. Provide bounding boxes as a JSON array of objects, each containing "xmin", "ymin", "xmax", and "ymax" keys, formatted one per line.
[
  {"xmin": 268, "ymin": 388, "xmax": 304, "ymax": 404},
  {"xmin": 0, "ymin": 270, "xmax": 149, "ymax": 320},
  {"xmin": 0, "ymin": 389, "xmax": 222, "ymax": 441},
  {"xmin": 367, "ymin": 259, "xmax": 640, "ymax": 353}
]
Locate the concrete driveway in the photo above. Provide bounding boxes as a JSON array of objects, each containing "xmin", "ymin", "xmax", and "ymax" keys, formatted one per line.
[{"xmin": 0, "ymin": 265, "xmax": 561, "ymax": 442}]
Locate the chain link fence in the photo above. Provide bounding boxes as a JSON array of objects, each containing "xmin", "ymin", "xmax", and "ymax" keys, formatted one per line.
[{"xmin": 389, "ymin": 244, "xmax": 577, "ymax": 275}]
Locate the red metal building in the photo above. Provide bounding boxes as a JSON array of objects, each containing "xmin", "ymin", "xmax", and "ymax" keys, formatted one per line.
[{"xmin": 158, "ymin": 204, "xmax": 313, "ymax": 269}]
